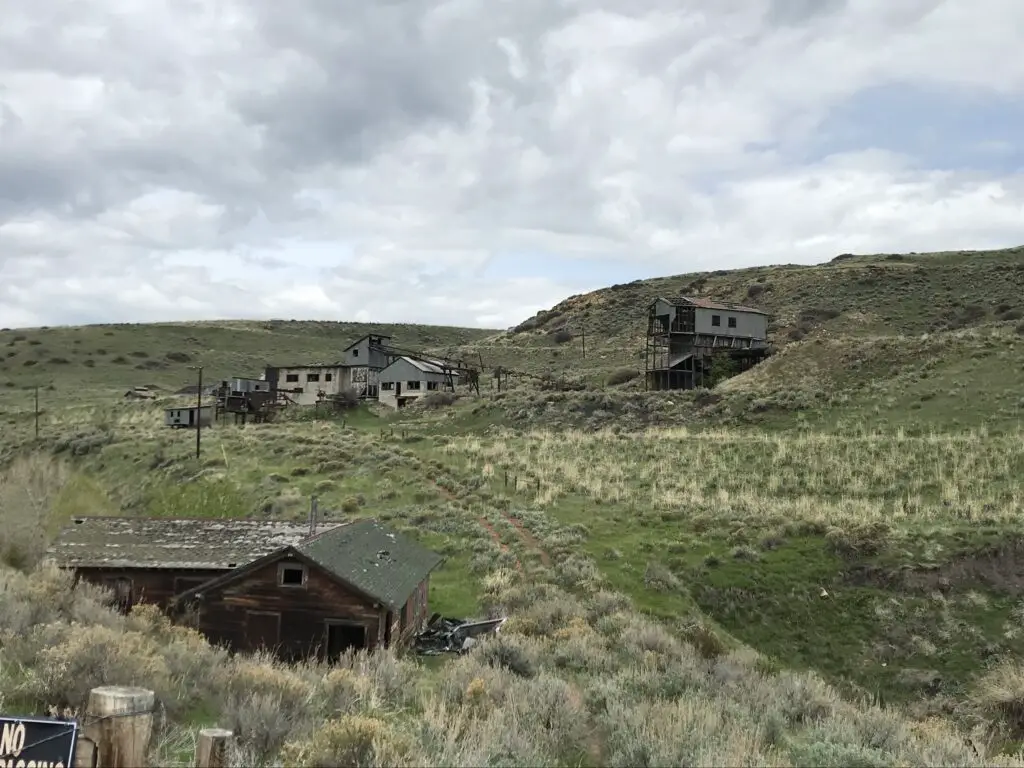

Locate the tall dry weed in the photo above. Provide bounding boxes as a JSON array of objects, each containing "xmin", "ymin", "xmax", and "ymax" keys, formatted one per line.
[{"xmin": 0, "ymin": 454, "xmax": 70, "ymax": 568}]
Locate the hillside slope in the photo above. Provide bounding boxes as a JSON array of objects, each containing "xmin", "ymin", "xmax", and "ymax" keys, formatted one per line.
[
  {"xmin": 468, "ymin": 246, "xmax": 1024, "ymax": 373},
  {"xmin": 0, "ymin": 319, "xmax": 497, "ymax": 400},
  {"xmin": 461, "ymin": 246, "xmax": 1024, "ymax": 430}
]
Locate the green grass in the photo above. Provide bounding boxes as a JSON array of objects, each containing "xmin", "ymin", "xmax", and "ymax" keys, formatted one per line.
[
  {"xmin": 0, "ymin": 319, "xmax": 497, "ymax": 406},
  {"xmin": 3, "ymin": 245, "xmax": 1024, "ymax": 757}
]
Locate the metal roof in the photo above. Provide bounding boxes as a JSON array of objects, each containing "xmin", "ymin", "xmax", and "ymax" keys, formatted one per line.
[
  {"xmin": 48, "ymin": 517, "xmax": 343, "ymax": 570},
  {"xmin": 385, "ymin": 355, "xmax": 459, "ymax": 376},
  {"xmin": 660, "ymin": 296, "xmax": 769, "ymax": 315}
]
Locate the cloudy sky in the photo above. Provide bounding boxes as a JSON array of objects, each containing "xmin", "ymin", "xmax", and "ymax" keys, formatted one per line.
[{"xmin": 2, "ymin": 0, "xmax": 1023, "ymax": 330}]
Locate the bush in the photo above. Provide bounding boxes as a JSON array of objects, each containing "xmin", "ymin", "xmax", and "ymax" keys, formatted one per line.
[
  {"xmin": 421, "ymin": 391, "xmax": 457, "ymax": 408},
  {"xmin": 607, "ymin": 368, "xmax": 639, "ymax": 386},
  {"xmin": 550, "ymin": 328, "xmax": 573, "ymax": 344},
  {"xmin": 0, "ymin": 455, "xmax": 71, "ymax": 570}
]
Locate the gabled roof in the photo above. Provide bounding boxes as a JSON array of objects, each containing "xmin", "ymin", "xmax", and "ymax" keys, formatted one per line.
[
  {"xmin": 48, "ymin": 517, "xmax": 338, "ymax": 570},
  {"xmin": 653, "ymin": 296, "xmax": 769, "ymax": 315},
  {"xmin": 342, "ymin": 333, "xmax": 393, "ymax": 352},
  {"xmin": 171, "ymin": 519, "xmax": 444, "ymax": 610},
  {"xmin": 382, "ymin": 355, "xmax": 459, "ymax": 376},
  {"xmin": 298, "ymin": 519, "xmax": 444, "ymax": 608}
]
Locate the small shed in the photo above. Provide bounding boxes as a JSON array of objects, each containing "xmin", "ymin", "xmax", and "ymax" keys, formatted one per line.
[
  {"xmin": 173, "ymin": 519, "xmax": 444, "ymax": 659},
  {"xmin": 164, "ymin": 405, "xmax": 214, "ymax": 429},
  {"xmin": 47, "ymin": 517, "xmax": 321, "ymax": 612}
]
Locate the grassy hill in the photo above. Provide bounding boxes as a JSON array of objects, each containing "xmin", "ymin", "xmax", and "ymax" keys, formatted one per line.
[
  {"xmin": 462, "ymin": 246, "xmax": 1024, "ymax": 432},
  {"xmin": 2, "ymin": 247, "xmax": 1024, "ymax": 765}
]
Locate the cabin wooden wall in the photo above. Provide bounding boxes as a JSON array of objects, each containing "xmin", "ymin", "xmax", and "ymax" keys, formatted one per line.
[
  {"xmin": 193, "ymin": 555, "xmax": 389, "ymax": 661},
  {"xmin": 73, "ymin": 567, "xmax": 228, "ymax": 612},
  {"xmin": 390, "ymin": 577, "xmax": 431, "ymax": 648}
]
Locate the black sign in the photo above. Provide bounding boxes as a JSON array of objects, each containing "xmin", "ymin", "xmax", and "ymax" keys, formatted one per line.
[{"xmin": 0, "ymin": 716, "xmax": 78, "ymax": 768}]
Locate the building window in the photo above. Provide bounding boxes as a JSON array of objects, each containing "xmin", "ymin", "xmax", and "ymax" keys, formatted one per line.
[
  {"xmin": 427, "ymin": 381, "xmax": 438, "ymax": 391},
  {"xmin": 711, "ymin": 315, "xmax": 721, "ymax": 327},
  {"xmin": 285, "ymin": 374, "xmax": 299, "ymax": 383},
  {"xmin": 306, "ymin": 373, "xmax": 320, "ymax": 382},
  {"xmin": 324, "ymin": 373, "xmax": 333, "ymax": 382},
  {"xmin": 727, "ymin": 317, "xmax": 737, "ymax": 329},
  {"xmin": 279, "ymin": 564, "xmax": 307, "ymax": 587},
  {"xmin": 352, "ymin": 348, "xmax": 359, "ymax": 357},
  {"xmin": 381, "ymin": 382, "xmax": 394, "ymax": 390},
  {"xmin": 407, "ymin": 380, "xmax": 421, "ymax": 390}
]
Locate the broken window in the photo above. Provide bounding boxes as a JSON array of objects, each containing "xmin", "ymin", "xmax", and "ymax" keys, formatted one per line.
[
  {"xmin": 306, "ymin": 373, "xmax": 320, "ymax": 382},
  {"xmin": 427, "ymin": 381, "xmax": 438, "ymax": 391},
  {"xmin": 324, "ymin": 373, "xmax": 333, "ymax": 382},
  {"xmin": 279, "ymin": 564, "xmax": 306, "ymax": 587},
  {"xmin": 352, "ymin": 348, "xmax": 359, "ymax": 357},
  {"xmin": 728, "ymin": 316, "xmax": 737, "ymax": 329},
  {"xmin": 407, "ymin": 380, "xmax": 421, "ymax": 390},
  {"xmin": 381, "ymin": 382, "xmax": 394, "ymax": 390},
  {"xmin": 711, "ymin": 315, "xmax": 721, "ymax": 327},
  {"xmin": 285, "ymin": 374, "xmax": 299, "ymax": 383}
]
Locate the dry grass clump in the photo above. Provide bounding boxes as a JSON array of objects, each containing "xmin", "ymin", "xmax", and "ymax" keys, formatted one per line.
[
  {"xmin": 0, "ymin": 555, "xmax": 1018, "ymax": 767},
  {"xmin": 0, "ymin": 454, "xmax": 71, "ymax": 569},
  {"xmin": 449, "ymin": 426, "xmax": 1024, "ymax": 529}
]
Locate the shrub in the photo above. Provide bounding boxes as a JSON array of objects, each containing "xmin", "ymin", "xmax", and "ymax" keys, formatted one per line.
[
  {"xmin": 607, "ymin": 368, "xmax": 639, "ymax": 386},
  {"xmin": 550, "ymin": 328, "xmax": 573, "ymax": 344},
  {"xmin": 421, "ymin": 391, "xmax": 457, "ymax": 408},
  {"xmin": 165, "ymin": 351, "xmax": 192, "ymax": 363},
  {"xmin": 0, "ymin": 455, "xmax": 71, "ymax": 570}
]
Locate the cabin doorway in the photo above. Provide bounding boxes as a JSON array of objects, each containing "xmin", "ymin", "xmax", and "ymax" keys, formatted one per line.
[{"xmin": 326, "ymin": 621, "xmax": 367, "ymax": 660}]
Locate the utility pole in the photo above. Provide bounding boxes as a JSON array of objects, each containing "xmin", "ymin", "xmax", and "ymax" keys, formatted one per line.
[
  {"xmin": 34, "ymin": 385, "xmax": 39, "ymax": 440},
  {"xmin": 581, "ymin": 325, "xmax": 586, "ymax": 359},
  {"xmin": 192, "ymin": 366, "xmax": 203, "ymax": 459}
]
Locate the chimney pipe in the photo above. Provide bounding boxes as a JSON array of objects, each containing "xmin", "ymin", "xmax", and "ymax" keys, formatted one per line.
[{"xmin": 308, "ymin": 495, "xmax": 318, "ymax": 536}]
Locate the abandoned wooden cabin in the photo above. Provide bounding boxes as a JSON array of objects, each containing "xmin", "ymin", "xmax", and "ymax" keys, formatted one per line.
[
  {"xmin": 47, "ymin": 517, "xmax": 321, "ymax": 613},
  {"xmin": 48, "ymin": 516, "xmax": 445, "ymax": 659}
]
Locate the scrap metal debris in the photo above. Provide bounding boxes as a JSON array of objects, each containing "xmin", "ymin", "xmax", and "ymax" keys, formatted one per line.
[{"xmin": 414, "ymin": 613, "xmax": 507, "ymax": 655}]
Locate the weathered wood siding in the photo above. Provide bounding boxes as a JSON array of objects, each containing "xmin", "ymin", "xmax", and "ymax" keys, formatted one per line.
[
  {"xmin": 193, "ymin": 556, "xmax": 388, "ymax": 661},
  {"xmin": 73, "ymin": 567, "xmax": 227, "ymax": 611},
  {"xmin": 390, "ymin": 577, "xmax": 432, "ymax": 648}
]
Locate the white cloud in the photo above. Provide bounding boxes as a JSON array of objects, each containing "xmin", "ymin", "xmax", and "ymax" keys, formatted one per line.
[{"xmin": 1, "ymin": 0, "xmax": 1023, "ymax": 329}]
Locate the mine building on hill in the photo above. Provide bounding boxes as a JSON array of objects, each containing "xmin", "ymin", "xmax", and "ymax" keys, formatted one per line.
[
  {"xmin": 342, "ymin": 333, "xmax": 396, "ymax": 400},
  {"xmin": 47, "ymin": 516, "xmax": 444, "ymax": 659},
  {"xmin": 645, "ymin": 296, "xmax": 771, "ymax": 390},
  {"xmin": 262, "ymin": 363, "xmax": 354, "ymax": 407},
  {"xmin": 378, "ymin": 355, "xmax": 461, "ymax": 409},
  {"xmin": 259, "ymin": 332, "xmax": 477, "ymax": 411}
]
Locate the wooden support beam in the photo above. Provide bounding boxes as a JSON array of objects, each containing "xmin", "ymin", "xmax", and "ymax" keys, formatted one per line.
[
  {"xmin": 83, "ymin": 686, "xmax": 155, "ymax": 768},
  {"xmin": 194, "ymin": 728, "xmax": 233, "ymax": 768}
]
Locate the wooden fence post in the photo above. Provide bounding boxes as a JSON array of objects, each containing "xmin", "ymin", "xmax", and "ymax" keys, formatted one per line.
[
  {"xmin": 83, "ymin": 685, "xmax": 155, "ymax": 768},
  {"xmin": 194, "ymin": 728, "xmax": 233, "ymax": 768}
]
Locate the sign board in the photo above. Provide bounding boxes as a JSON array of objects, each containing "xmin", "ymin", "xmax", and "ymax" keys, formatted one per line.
[{"xmin": 0, "ymin": 716, "xmax": 78, "ymax": 768}]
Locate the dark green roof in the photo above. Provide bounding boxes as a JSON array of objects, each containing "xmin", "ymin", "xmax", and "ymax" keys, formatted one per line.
[{"xmin": 298, "ymin": 519, "xmax": 444, "ymax": 609}]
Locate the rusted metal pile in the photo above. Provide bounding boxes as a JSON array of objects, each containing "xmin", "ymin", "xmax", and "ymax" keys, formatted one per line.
[{"xmin": 414, "ymin": 614, "xmax": 507, "ymax": 655}]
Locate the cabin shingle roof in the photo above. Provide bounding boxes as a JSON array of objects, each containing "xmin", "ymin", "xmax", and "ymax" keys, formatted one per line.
[
  {"xmin": 47, "ymin": 517, "xmax": 339, "ymax": 570},
  {"xmin": 297, "ymin": 519, "xmax": 444, "ymax": 609}
]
